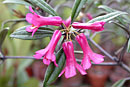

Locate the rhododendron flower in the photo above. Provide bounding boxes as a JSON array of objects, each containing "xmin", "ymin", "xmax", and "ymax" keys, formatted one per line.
[
  {"xmin": 33, "ymin": 30, "xmax": 62, "ymax": 66},
  {"xmin": 26, "ymin": 6, "xmax": 62, "ymax": 36},
  {"xmin": 86, "ymin": 13, "xmax": 93, "ymax": 20},
  {"xmin": 72, "ymin": 21, "xmax": 105, "ymax": 31},
  {"xmin": 59, "ymin": 41, "xmax": 86, "ymax": 78},
  {"xmin": 62, "ymin": 17, "xmax": 71, "ymax": 27},
  {"xmin": 76, "ymin": 33, "xmax": 104, "ymax": 70}
]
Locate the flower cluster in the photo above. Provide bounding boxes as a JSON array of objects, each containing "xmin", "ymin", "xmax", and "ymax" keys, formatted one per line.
[{"xmin": 26, "ymin": 6, "xmax": 105, "ymax": 78}]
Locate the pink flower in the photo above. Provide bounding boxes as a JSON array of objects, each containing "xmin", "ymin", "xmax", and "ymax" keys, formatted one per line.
[
  {"xmin": 86, "ymin": 13, "xmax": 93, "ymax": 20},
  {"xmin": 59, "ymin": 41, "xmax": 87, "ymax": 78},
  {"xmin": 62, "ymin": 17, "xmax": 71, "ymax": 27},
  {"xmin": 26, "ymin": 6, "xmax": 62, "ymax": 36},
  {"xmin": 72, "ymin": 21, "xmax": 105, "ymax": 31},
  {"xmin": 76, "ymin": 33, "xmax": 104, "ymax": 70},
  {"xmin": 33, "ymin": 30, "xmax": 62, "ymax": 66}
]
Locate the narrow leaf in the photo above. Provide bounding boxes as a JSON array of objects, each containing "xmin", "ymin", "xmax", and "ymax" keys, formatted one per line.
[
  {"xmin": 28, "ymin": 0, "xmax": 58, "ymax": 16},
  {"xmin": 3, "ymin": 0, "xmax": 32, "ymax": 6},
  {"xmin": 0, "ymin": 29, "xmax": 8, "ymax": 48},
  {"xmin": 87, "ymin": 11, "xmax": 127, "ymax": 23},
  {"xmin": 71, "ymin": 0, "xmax": 87, "ymax": 23},
  {"xmin": 112, "ymin": 78, "xmax": 129, "ymax": 87},
  {"xmin": 127, "ymin": 38, "xmax": 130, "ymax": 53},
  {"xmin": 98, "ymin": 5, "xmax": 128, "ymax": 24},
  {"xmin": 10, "ymin": 26, "xmax": 53, "ymax": 40},
  {"xmin": 38, "ymin": 0, "xmax": 58, "ymax": 16},
  {"xmin": 47, "ymin": 52, "xmax": 65, "ymax": 85},
  {"xmin": 43, "ymin": 49, "xmax": 65, "ymax": 87}
]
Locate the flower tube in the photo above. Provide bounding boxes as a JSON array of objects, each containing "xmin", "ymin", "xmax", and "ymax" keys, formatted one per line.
[
  {"xmin": 26, "ymin": 6, "xmax": 62, "ymax": 36},
  {"xmin": 59, "ymin": 41, "xmax": 86, "ymax": 78},
  {"xmin": 76, "ymin": 33, "xmax": 104, "ymax": 70},
  {"xmin": 72, "ymin": 21, "xmax": 105, "ymax": 31},
  {"xmin": 33, "ymin": 30, "xmax": 62, "ymax": 66}
]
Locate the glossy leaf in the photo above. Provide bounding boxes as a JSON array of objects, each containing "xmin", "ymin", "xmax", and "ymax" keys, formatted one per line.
[
  {"xmin": 87, "ymin": 11, "xmax": 127, "ymax": 23},
  {"xmin": 0, "ymin": 29, "xmax": 8, "ymax": 48},
  {"xmin": 47, "ymin": 51, "xmax": 65, "ymax": 85},
  {"xmin": 28, "ymin": 0, "xmax": 58, "ymax": 16},
  {"xmin": 112, "ymin": 78, "xmax": 129, "ymax": 87},
  {"xmin": 10, "ymin": 26, "xmax": 53, "ymax": 40},
  {"xmin": 71, "ymin": 0, "xmax": 87, "ymax": 23},
  {"xmin": 43, "ymin": 49, "xmax": 66, "ymax": 87},
  {"xmin": 3, "ymin": 0, "xmax": 32, "ymax": 6}
]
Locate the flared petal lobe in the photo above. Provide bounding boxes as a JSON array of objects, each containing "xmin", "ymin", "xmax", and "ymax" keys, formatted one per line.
[
  {"xmin": 59, "ymin": 41, "xmax": 86, "ymax": 78},
  {"xmin": 72, "ymin": 21, "xmax": 105, "ymax": 31},
  {"xmin": 33, "ymin": 30, "xmax": 62, "ymax": 66},
  {"xmin": 26, "ymin": 6, "xmax": 62, "ymax": 36},
  {"xmin": 76, "ymin": 33, "xmax": 104, "ymax": 70}
]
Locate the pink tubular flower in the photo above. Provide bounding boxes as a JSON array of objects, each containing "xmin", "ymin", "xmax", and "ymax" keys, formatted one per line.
[
  {"xmin": 26, "ymin": 6, "xmax": 62, "ymax": 36},
  {"xmin": 33, "ymin": 30, "xmax": 62, "ymax": 66},
  {"xmin": 59, "ymin": 41, "xmax": 86, "ymax": 78},
  {"xmin": 72, "ymin": 21, "xmax": 105, "ymax": 31},
  {"xmin": 62, "ymin": 17, "xmax": 71, "ymax": 27},
  {"xmin": 76, "ymin": 33, "xmax": 104, "ymax": 70},
  {"xmin": 86, "ymin": 13, "xmax": 93, "ymax": 20}
]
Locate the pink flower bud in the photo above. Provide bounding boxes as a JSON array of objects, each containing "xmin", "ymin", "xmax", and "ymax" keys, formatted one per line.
[
  {"xmin": 62, "ymin": 17, "xmax": 71, "ymax": 27},
  {"xmin": 86, "ymin": 13, "xmax": 93, "ymax": 20},
  {"xmin": 72, "ymin": 21, "xmax": 105, "ymax": 31}
]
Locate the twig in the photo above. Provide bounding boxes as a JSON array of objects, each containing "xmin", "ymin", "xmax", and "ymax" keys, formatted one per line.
[
  {"xmin": 87, "ymin": 36, "xmax": 130, "ymax": 73},
  {"xmin": 1, "ymin": 18, "xmax": 26, "ymax": 30},
  {"xmin": 118, "ymin": 38, "xmax": 129, "ymax": 62},
  {"xmin": 0, "ymin": 56, "xmax": 118, "ymax": 66},
  {"xmin": 113, "ymin": 22, "xmax": 130, "ymax": 35},
  {"xmin": 76, "ymin": 59, "xmax": 118, "ymax": 66}
]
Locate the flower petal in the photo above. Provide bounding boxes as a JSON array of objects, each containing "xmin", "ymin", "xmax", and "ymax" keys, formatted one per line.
[
  {"xmin": 33, "ymin": 53, "xmax": 42, "ymax": 59},
  {"xmin": 90, "ymin": 53, "xmax": 104, "ymax": 64},
  {"xmin": 26, "ymin": 25, "xmax": 33, "ymax": 32},
  {"xmin": 26, "ymin": 13, "xmax": 34, "ymax": 24},
  {"xmin": 81, "ymin": 56, "xmax": 91, "ymax": 70},
  {"xmin": 59, "ymin": 69, "xmax": 65, "ymax": 77},
  {"xmin": 75, "ymin": 63, "xmax": 87, "ymax": 75},
  {"xmin": 43, "ymin": 58, "xmax": 51, "ymax": 65},
  {"xmin": 32, "ymin": 27, "xmax": 38, "ymax": 37},
  {"xmin": 65, "ymin": 65, "xmax": 77, "ymax": 78}
]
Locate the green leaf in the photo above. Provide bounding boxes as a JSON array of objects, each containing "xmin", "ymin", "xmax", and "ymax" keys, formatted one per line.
[
  {"xmin": 98, "ymin": 5, "xmax": 129, "ymax": 24},
  {"xmin": 98, "ymin": 5, "xmax": 115, "ymax": 12},
  {"xmin": 112, "ymin": 78, "xmax": 129, "ymax": 87},
  {"xmin": 3, "ymin": 0, "xmax": 32, "ymax": 6},
  {"xmin": 28, "ymin": 0, "xmax": 58, "ymax": 16},
  {"xmin": 71, "ymin": 0, "xmax": 87, "ymax": 23},
  {"xmin": 87, "ymin": 11, "xmax": 128, "ymax": 23},
  {"xmin": 0, "ymin": 29, "xmax": 8, "ymax": 48},
  {"xmin": 43, "ymin": 49, "xmax": 66, "ymax": 87},
  {"xmin": 10, "ymin": 26, "xmax": 53, "ymax": 40},
  {"xmin": 127, "ymin": 38, "xmax": 130, "ymax": 53}
]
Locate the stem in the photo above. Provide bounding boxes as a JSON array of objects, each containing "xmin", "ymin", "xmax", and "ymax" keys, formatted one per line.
[
  {"xmin": 1, "ymin": 18, "xmax": 26, "ymax": 30},
  {"xmin": 76, "ymin": 59, "xmax": 118, "ymax": 66},
  {"xmin": 87, "ymin": 36, "xmax": 130, "ymax": 73},
  {"xmin": 0, "ymin": 56, "xmax": 118, "ymax": 66}
]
